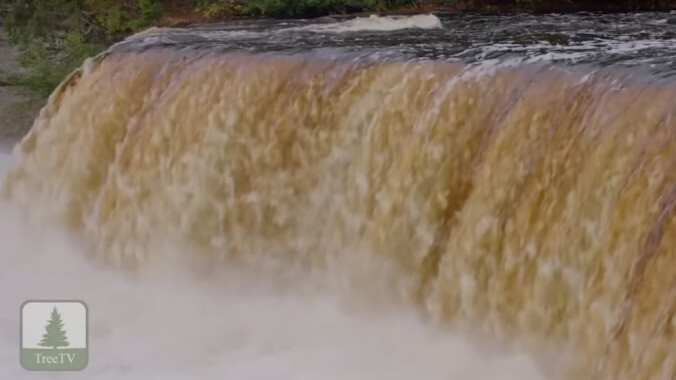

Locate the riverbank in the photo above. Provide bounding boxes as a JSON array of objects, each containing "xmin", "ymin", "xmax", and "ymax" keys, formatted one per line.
[
  {"xmin": 153, "ymin": 0, "xmax": 676, "ymax": 27},
  {"xmin": 0, "ymin": 33, "xmax": 44, "ymax": 150},
  {"xmin": 438, "ymin": 0, "xmax": 676, "ymax": 13}
]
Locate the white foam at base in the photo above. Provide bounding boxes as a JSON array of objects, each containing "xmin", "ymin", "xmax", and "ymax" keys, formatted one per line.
[{"xmin": 0, "ymin": 152, "xmax": 545, "ymax": 380}]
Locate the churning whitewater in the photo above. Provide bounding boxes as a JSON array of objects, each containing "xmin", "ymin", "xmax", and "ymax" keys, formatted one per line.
[
  {"xmin": 0, "ymin": 153, "xmax": 543, "ymax": 379},
  {"xmin": 2, "ymin": 11, "xmax": 676, "ymax": 380}
]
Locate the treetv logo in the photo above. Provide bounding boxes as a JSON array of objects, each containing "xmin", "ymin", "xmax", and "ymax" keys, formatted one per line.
[{"xmin": 21, "ymin": 301, "xmax": 88, "ymax": 371}]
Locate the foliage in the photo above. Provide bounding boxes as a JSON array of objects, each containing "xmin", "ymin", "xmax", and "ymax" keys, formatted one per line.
[
  {"xmin": 135, "ymin": 0, "xmax": 164, "ymax": 27},
  {"xmin": 190, "ymin": 0, "xmax": 407, "ymax": 17},
  {"xmin": 0, "ymin": 0, "xmax": 165, "ymax": 97},
  {"xmin": 192, "ymin": 0, "xmax": 389, "ymax": 17},
  {"xmin": 191, "ymin": 0, "xmax": 245, "ymax": 18}
]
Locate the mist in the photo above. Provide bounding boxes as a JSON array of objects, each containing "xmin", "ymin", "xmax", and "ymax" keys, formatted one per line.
[{"xmin": 0, "ymin": 152, "xmax": 545, "ymax": 379}]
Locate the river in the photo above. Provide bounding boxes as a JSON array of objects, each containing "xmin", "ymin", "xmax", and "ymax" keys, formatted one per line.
[{"xmin": 2, "ymin": 11, "xmax": 676, "ymax": 380}]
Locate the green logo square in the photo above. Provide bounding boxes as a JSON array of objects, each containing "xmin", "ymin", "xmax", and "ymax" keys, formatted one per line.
[{"xmin": 20, "ymin": 301, "xmax": 88, "ymax": 371}]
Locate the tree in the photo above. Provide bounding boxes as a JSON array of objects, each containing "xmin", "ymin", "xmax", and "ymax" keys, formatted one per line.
[{"xmin": 38, "ymin": 307, "xmax": 70, "ymax": 349}]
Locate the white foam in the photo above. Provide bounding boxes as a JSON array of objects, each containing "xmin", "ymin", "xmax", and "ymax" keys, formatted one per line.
[
  {"xmin": 0, "ymin": 152, "xmax": 545, "ymax": 379},
  {"xmin": 299, "ymin": 14, "xmax": 443, "ymax": 33}
]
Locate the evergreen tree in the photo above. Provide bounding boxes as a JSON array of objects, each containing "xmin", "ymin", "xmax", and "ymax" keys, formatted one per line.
[{"xmin": 38, "ymin": 307, "xmax": 70, "ymax": 349}]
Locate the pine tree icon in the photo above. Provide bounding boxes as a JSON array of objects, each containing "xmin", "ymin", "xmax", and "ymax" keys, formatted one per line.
[{"xmin": 38, "ymin": 307, "xmax": 70, "ymax": 349}]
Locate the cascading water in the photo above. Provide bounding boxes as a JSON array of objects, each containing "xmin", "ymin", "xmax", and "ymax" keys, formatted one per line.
[{"xmin": 2, "ymin": 12, "xmax": 676, "ymax": 380}]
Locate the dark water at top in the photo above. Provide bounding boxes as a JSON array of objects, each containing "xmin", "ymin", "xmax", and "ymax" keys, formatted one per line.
[{"xmin": 113, "ymin": 12, "xmax": 676, "ymax": 78}]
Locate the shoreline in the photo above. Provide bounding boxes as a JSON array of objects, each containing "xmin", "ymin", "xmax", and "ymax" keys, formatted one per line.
[
  {"xmin": 433, "ymin": 0, "xmax": 676, "ymax": 13},
  {"xmin": 0, "ymin": 33, "xmax": 44, "ymax": 147},
  {"xmin": 155, "ymin": 0, "xmax": 676, "ymax": 27}
]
